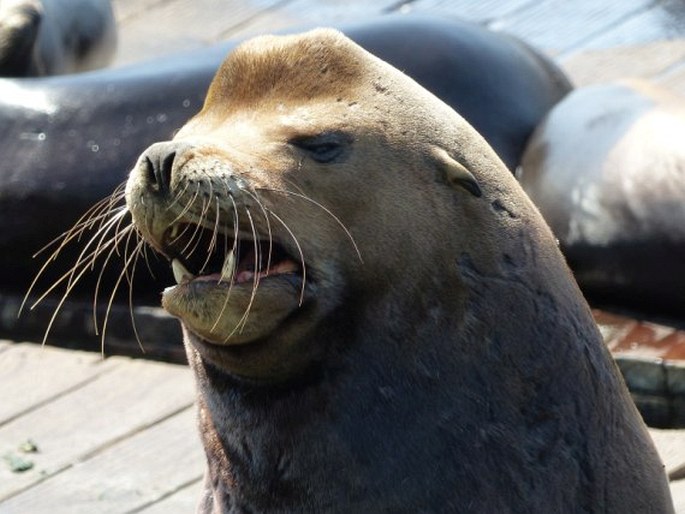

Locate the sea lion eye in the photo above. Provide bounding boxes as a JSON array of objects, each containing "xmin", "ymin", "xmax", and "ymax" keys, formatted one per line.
[{"xmin": 290, "ymin": 131, "xmax": 352, "ymax": 163}]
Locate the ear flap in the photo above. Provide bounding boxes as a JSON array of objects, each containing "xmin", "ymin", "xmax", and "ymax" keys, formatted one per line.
[{"xmin": 431, "ymin": 147, "xmax": 482, "ymax": 198}]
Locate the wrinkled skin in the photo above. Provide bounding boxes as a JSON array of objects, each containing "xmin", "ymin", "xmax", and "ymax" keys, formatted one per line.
[{"xmin": 125, "ymin": 31, "xmax": 674, "ymax": 513}]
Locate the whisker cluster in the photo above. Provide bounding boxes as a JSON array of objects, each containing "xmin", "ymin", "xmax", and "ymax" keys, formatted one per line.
[{"xmin": 22, "ymin": 172, "xmax": 363, "ymax": 351}]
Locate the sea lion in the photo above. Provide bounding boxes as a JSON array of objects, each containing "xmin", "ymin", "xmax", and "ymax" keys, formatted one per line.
[
  {"xmin": 520, "ymin": 80, "xmax": 685, "ymax": 319},
  {"xmin": 0, "ymin": 0, "xmax": 116, "ymax": 76},
  {"xmin": 122, "ymin": 30, "xmax": 672, "ymax": 512},
  {"xmin": 4, "ymin": 15, "xmax": 571, "ymax": 305}
]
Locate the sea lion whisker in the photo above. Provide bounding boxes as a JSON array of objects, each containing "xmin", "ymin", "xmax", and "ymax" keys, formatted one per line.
[
  {"xmin": 225, "ymin": 207, "xmax": 261, "ymax": 339},
  {"xmin": 242, "ymin": 189, "xmax": 274, "ymax": 275},
  {"xmin": 99, "ymin": 239, "xmax": 146, "ymax": 355},
  {"xmin": 168, "ymin": 220, "xmax": 195, "ymax": 246},
  {"xmin": 80, "ymin": 210, "xmax": 133, "ymax": 277},
  {"xmin": 165, "ymin": 179, "xmax": 191, "ymax": 212},
  {"xmin": 211, "ymin": 208, "xmax": 239, "ymax": 335},
  {"xmin": 35, "ymin": 223, "xmax": 133, "ymax": 311},
  {"xmin": 96, "ymin": 184, "xmax": 127, "ymax": 223},
  {"xmin": 281, "ymin": 177, "xmax": 308, "ymax": 198},
  {"xmin": 267, "ymin": 209, "xmax": 307, "ymax": 306},
  {"xmin": 168, "ymin": 183, "xmax": 201, "ymax": 227},
  {"xmin": 91, "ymin": 189, "xmax": 128, "ymax": 235},
  {"xmin": 259, "ymin": 187, "xmax": 362, "ymax": 263},
  {"xmin": 20, "ymin": 210, "xmax": 129, "ymax": 317},
  {"xmin": 140, "ymin": 238, "xmax": 158, "ymax": 279},
  {"xmin": 31, "ymin": 201, "xmax": 126, "ymax": 261},
  {"xmin": 198, "ymin": 195, "xmax": 222, "ymax": 275},
  {"xmin": 92, "ymin": 223, "xmax": 138, "ymax": 334},
  {"xmin": 181, "ymin": 190, "xmax": 213, "ymax": 258},
  {"xmin": 100, "ymin": 207, "xmax": 133, "ymax": 262},
  {"xmin": 126, "ymin": 237, "xmax": 146, "ymax": 354},
  {"xmin": 38, "ymin": 233, "xmax": 127, "ymax": 346}
]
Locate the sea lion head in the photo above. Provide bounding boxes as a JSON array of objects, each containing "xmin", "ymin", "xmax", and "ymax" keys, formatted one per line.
[{"xmin": 125, "ymin": 29, "xmax": 517, "ymax": 382}]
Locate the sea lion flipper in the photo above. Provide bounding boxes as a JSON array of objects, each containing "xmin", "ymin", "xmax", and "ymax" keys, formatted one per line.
[{"xmin": 431, "ymin": 146, "xmax": 482, "ymax": 198}]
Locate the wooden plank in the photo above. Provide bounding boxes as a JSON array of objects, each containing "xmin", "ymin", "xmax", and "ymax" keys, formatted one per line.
[
  {"xmin": 0, "ymin": 343, "xmax": 118, "ymax": 426},
  {"xmin": 112, "ymin": 0, "xmax": 286, "ymax": 67},
  {"xmin": 561, "ymin": 40, "xmax": 685, "ymax": 87},
  {"xmin": 649, "ymin": 428, "xmax": 685, "ymax": 478},
  {"xmin": 486, "ymin": 0, "xmax": 652, "ymax": 54},
  {"xmin": 224, "ymin": 0, "xmax": 400, "ymax": 40},
  {"xmin": 0, "ymin": 408, "xmax": 204, "ymax": 514},
  {"xmin": 658, "ymin": 63, "xmax": 685, "ymax": 98},
  {"xmin": 111, "ymin": 0, "xmax": 164, "ymax": 23},
  {"xmin": 136, "ymin": 479, "xmax": 204, "ymax": 514},
  {"xmin": 0, "ymin": 357, "xmax": 195, "ymax": 500},
  {"xmin": 396, "ymin": 0, "xmax": 535, "ymax": 22},
  {"xmin": 565, "ymin": 0, "xmax": 685, "ymax": 52},
  {"xmin": 671, "ymin": 479, "xmax": 685, "ymax": 513}
]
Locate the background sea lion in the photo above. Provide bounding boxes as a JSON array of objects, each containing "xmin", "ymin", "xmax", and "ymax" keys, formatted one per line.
[
  {"xmin": 520, "ymin": 79, "xmax": 685, "ymax": 320},
  {"xmin": 123, "ymin": 30, "xmax": 672, "ymax": 512},
  {"xmin": 0, "ymin": 0, "xmax": 116, "ymax": 76},
  {"xmin": 2, "ymin": 15, "xmax": 571, "ymax": 304}
]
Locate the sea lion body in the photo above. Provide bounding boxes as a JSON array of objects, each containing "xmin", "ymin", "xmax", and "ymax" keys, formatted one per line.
[
  {"xmin": 3, "ymin": 16, "xmax": 571, "ymax": 302},
  {"xmin": 124, "ymin": 31, "xmax": 673, "ymax": 512},
  {"xmin": 0, "ymin": 0, "xmax": 116, "ymax": 76},
  {"xmin": 520, "ymin": 80, "xmax": 685, "ymax": 318}
]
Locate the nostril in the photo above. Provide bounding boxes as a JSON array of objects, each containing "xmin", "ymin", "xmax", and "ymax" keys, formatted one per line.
[
  {"xmin": 146, "ymin": 152, "xmax": 176, "ymax": 193},
  {"xmin": 140, "ymin": 142, "xmax": 187, "ymax": 195}
]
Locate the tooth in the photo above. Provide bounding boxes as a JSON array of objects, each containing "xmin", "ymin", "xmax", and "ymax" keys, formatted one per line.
[
  {"xmin": 172, "ymin": 258, "xmax": 193, "ymax": 284},
  {"xmin": 220, "ymin": 249, "xmax": 236, "ymax": 283},
  {"xmin": 169, "ymin": 224, "xmax": 180, "ymax": 239}
]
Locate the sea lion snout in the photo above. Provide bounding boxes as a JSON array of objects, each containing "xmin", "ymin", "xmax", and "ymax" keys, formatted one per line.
[{"xmin": 135, "ymin": 140, "xmax": 197, "ymax": 196}]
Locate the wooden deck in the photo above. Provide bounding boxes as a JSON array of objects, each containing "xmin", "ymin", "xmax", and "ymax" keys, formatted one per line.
[{"xmin": 2, "ymin": 0, "xmax": 685, "ymax": 512}]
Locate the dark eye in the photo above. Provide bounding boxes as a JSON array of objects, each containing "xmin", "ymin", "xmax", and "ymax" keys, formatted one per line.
[{"xmin": 290, "ymin": 131, "xmax": 352, "ymax": 163}]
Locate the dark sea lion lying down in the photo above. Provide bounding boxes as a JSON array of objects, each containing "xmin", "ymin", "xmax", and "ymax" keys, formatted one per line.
[
  {"xmin": 520, "ymin": 79, "xmax": 685, "ymax": 320},
  {"xmin": 119, "ymin": 30, "xmax": 672, "ymax": 512},
  {"xmin": 0, "ymin": 0, "xmax": 116, "ymax": 76}
]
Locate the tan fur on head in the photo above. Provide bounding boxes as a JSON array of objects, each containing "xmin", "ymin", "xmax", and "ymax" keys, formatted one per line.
[{"xmin": 202, "ymin": 29, "xmax": 365, "ymax": 115}]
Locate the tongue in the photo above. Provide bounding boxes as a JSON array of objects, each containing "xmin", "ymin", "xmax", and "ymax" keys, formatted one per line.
[
  {"xmin": 234, "ymin": 248, "xmax": 298, "ymax": 284},
  {"xmin": 235, "ymin": 260, "xmax": 299, "ymax": 284}
]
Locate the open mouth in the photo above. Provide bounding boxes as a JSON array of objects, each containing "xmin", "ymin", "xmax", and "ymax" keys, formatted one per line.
[{"xmin": 162, "ymin": 222, "xmax": 302, "ymax": 287}]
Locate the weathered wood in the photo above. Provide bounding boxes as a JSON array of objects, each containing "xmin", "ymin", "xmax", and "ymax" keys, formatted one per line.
[
  {"xmin": 658, "ymin": 63, "xmax": 685, "ymax": 97},
  {"xmin": 0, "ymin": 408, "xmax": 204, "ymax": 514},
  {"xmin": 0, "ymin": 357, "xmax": 195, "ymax": 500},
  {"xmin": 136, "ymin": 478, "xmax": 204, "ymax": 514},
  {"xmin": 485, "ymin": 0, "xmax": 652, "ymax": 54},
  {"xmin": 649, "ymin": 428, "xmax": 685, "ymax": 478},
  {"xmin": 113, "ymin": 0, "xmax": 288, "ymax": 67},
  {"xmin": 0, "ymin": 343, "xmax": 118, "ymax": 426},
  {"xmin": 111, "ymin": 0, "xmax": 166, "ymax": 23},
  {"xmin": 568, "ymin": 0, "xmax": 685, "ymax": 52},
  {"xmin": 396, "ymin": 0, "xmax": 534, "ymax": 22},
  {"xmin": 561, "ymin": 40, "xmax": 685, "ymax": 87},
  {"xmin": 224, "ymin": 0, "xmax": 400, "ymax": 40},
  {"xmin": 671, "ymin": 479, "xmax": 685, "ymax": 513}
]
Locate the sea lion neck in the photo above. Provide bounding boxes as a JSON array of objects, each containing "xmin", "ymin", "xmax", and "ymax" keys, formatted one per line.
[{"xmin": 185, "ymin": 308, "xmax": 477, "ymax": 512}]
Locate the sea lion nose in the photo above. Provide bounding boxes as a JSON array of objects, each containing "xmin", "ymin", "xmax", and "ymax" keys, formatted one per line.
[{"xmin": 138, "ymin": 141, "xmax": 193, "ymax": 195}]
